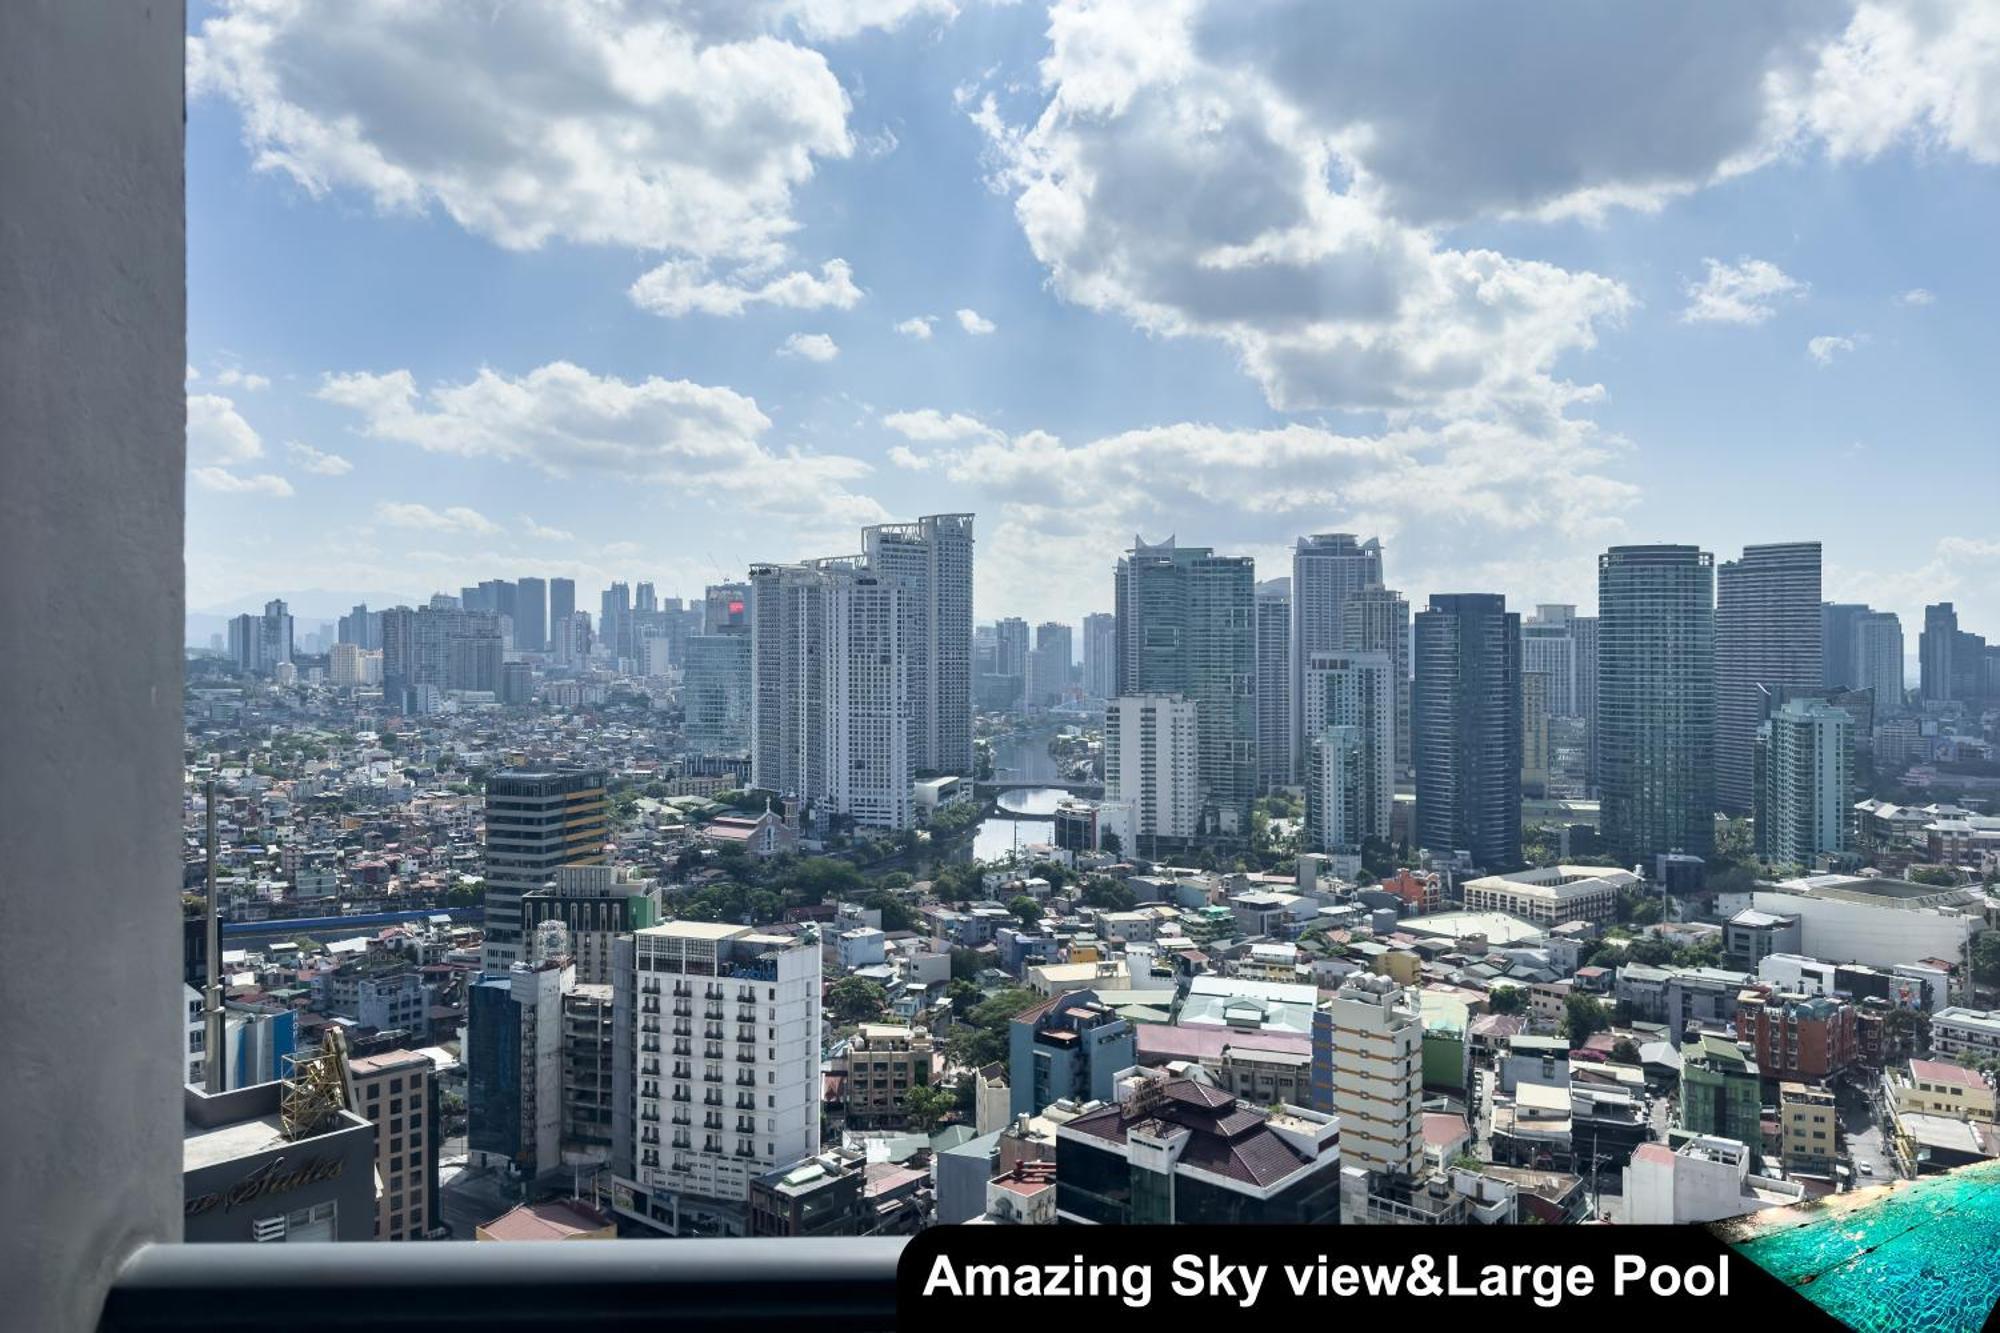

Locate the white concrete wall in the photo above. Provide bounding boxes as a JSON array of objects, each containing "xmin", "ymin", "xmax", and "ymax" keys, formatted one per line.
[{"xmin": 0, "ymin": 5, "xmax": 187, "ymax": 1326}]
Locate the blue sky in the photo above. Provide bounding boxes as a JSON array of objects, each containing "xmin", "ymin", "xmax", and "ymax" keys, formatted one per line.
[{"xmin": 186, "ymin": 0, "xmax": 2000, "ymax": 651}]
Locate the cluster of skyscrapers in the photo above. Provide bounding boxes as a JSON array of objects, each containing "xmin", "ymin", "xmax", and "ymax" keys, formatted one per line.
[{"xmin": 746, "ymin": 514, "xmax": 975, "ymax": 833}]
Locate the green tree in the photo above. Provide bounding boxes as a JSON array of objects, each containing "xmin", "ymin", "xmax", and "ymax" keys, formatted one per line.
[
  {"xmin": 1007, "ymin": 895, "xmax": 1042, "ymax": 927},
  {"xmin": 1028, "ymin": 860, "xmax": 1069, "ymax": 890},
  {"xmin": 902, "ymin": 1083, "xmax": 956, "ymax": 1135},
  {"xmin": 1562, "ymin": 992, "xmax": 1609, "ymax": 1042},
  {"xmin": 946, "ymin": 987, "xmax": 1042, "ymax": 1069},
  {"xmin": 1974, "ymin": 932, "xmax": 2000, "ymax": 990},
  {"xmin": 949, "ymin": 948, "xmax": 987, "ymax": 981},
  {"xmin": 1079, "ymin": 879, "xmax": 1137, "ymax": 912},
  {"xmin": 863, "ymin": 891, "xmax": 914, "ymax": 933},
  {"xmin": 1487, "ymin": 987, "xmax": 1525, "ymax": 1015},
  {"xmin": 1611, "ymin": 1037, "xmax": 1642, "ymax": 1065},
  {"xmin": 827, "ymin": 976, "xmax": 889, "ymax": 1025},
  {"xmin": 785, "ymin": 857, "xmax": 867, "ymax": 904}
]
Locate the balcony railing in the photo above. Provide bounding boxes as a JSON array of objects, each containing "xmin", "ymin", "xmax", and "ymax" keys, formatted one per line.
[{"xmin": 99, "ymin": 1238, "xmax": 905, "ymax": 1331}]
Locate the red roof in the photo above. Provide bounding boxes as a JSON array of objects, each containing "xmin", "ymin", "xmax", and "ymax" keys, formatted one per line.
[{"xmin": 1911, "ymin": 1058, "xmax": 1987, "ymax": 1090}]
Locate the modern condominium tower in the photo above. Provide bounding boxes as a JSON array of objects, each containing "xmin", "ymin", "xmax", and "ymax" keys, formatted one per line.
[
  {"xmin": 482, "ymin": 769, "xmax": 608, "ymax": 972},
  {"xmin": 1754, "ymin": 698, "xmax": 1854, "ymax": 867},
  {"xmin": 748, "ymin": 559, "xmax": 912, "ymax": 831},
  {"xmin": 1597, "ymin": 545, "xmax": 1715, "ymax": 862},
  {"xmin": 515, "ymin": 576, "xmax": 547, "ymax": 653},
  {"xmin": 1291, "ymin": 534, "xmax": 1383, "ymax": 781},
  {"xmin": 1852, "ymin": 610, "xmax": 1905, "ymax": 714},
  {"xmin": 1715, "ymin": 542, "xmax": 1822, "ymax": 815},
  {"xmin": 1115, "ymin": 537, "xmax": 1257, "ymax": 840},
  {"xmin": 1413, "ymin": 594, "xmax": 1522, "ymax": 871},
  {"xmin": 1081, "ymin": 611, "xmax": 1117, "ymax": 701},
  {"xmin": 1254, "ymin": 579, "xmax": 1293, "ymax": 793},
  {"xmin": 862, "ymin": 513, "xmax": 974, "ymax": 776},
  {"xmin": 1300, "ymin": 650, "xmax": 1395, "ymax": 847},
  {"xmin": 1340, "ymin": 585, "xmax": 1411, "ymax": 781}
]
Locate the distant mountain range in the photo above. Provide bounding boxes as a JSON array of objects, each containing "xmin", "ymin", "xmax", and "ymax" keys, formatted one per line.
[{"xmin": 186, "ymin": 587, "xmax": 422, "ymax": 649}]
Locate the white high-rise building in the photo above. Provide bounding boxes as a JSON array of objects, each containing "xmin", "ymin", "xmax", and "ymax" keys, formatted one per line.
[
  {"xmin": 1255, "ymin": 579, "xmax": 1293, "ymax": 794},
  {"xmin": 862, "ymin": 514, "xmax": 973, "ymax": 776},
  {"xmin": 1755, "ymin": 698, "xmax": 1854, "ymax": 866},
  {"xmin": 1853, "ymin": 611, "xmax": 1905, "ymax": 716},
  {"xmin": 749, "ymin": 559, "xmax": 912, "ymax": 830},
  {"xmin": 1081, "ymin": 612, "xmax": 1117, "ymax": 700},
  {"xmin": 619, "ymin": 921, "xmax": 822, "ymax": 1236},
  {"xmin": 1340, "ymin": 586, "xmax": 1410, "ymax": 780},
  {"xmin": 1316, "ymin": 973, "xmax": 1423, "ymax": 1182},
  {"xmin": 1306, "ymin": 726, "xmax": 1367, "ymax": 854},
  {"xmin": 1521, "ymin": 605, "xmax": 1579, "ymax": 717},
  {"xmin": 1103, "ymin": 694, "xmax": 1200, "ymax": 845},
  {"xmin": 1299, "ymin": 651, "xmax": 1394, "ymax": 844},
  {"xmin": 1716, "ymin": 542, "xmax": 1823, "ymax": 816},
  {"xmin": 1291, "ymin": 534, "xmax": 1383, "ymax": 781}
]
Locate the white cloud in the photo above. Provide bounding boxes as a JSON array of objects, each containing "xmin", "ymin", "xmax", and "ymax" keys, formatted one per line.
[
  {"xmin": 285, "ymin": 441, "xmax": 352, "ymax": 475},
  {"xmin": 954, "ymin": 308, "xmax": 996, "ymax": 335},
  {"xmin": 1899, "ymin": 286, "xmax": 1936, "ymax": 305},
  {"xmin": 778, "ymin": 332, "xmax": 841, "ymax": 361},
  {"xmin": 375, "ymin": 502, "xmax": 501, "ymax": 536},
  {"xmin": 186, "ymin": 364, "xmax": 199, "ymax": 382},
  {"xmin": 319, "ymin": 361, "xmax": 885, "ymax": 537},
  {"xmin": 187, "ymin": 0, "xmax": 877, "ymax": 271},
  {"xmin": 1786, "ymin": 1, "xmax": 2000, "ymax": 166},
  {"xmin": 1680, "ymin": 257, "xmax": 1808, "ymax": 325},
  {"xmin": 1807, "ymin": 334, "xmax": 1859, "ymax": 364},
  {"xmin": 893, "ymin": 406, "xmax": 1636, "ymax": 622},
  {"xmin": 882, "ymin": 408, "xmax": 1001, "ymax": 442},
  {"xmin": 214, "ymin": 367, "xmax": 271, "ymax": 391},
  {"xmin": 191, "ymin": 467, "xmax": 294, "ymax": 497},
  {"xmin": 187, "ymin": 392, "xmax": 265, "ymax": 466},
  {"xmin": 520, "ymin": 516, "xmax": 576, "ymax": 542},
  {"xmin": 630, "ymin": 258, "xmax": 862, "ymax": 319},
  {"xmin": 894, "ymin": 316, "xmax": 935, "ymax": 340},
  {"xmin": 973, "ymin": 1, "xmax": 1637, "ymax": 419}
]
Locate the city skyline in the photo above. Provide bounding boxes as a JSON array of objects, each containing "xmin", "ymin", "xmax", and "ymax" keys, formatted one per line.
[{"xmin": 183, "ymin": 2, "xmax": 2000, "ymax": 638}]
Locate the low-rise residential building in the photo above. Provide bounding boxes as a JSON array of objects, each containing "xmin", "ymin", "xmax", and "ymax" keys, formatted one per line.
[
  {"xmin": 1932, "ymin": 1008, "xmax": 2000, "ymax": 1064},
  {"xmin": 1054, "ymin": 1076, "xmax": 1342, "ymax": 1224},
  {"xmin": 1681, "ymin": 1034, "xmax": 1762, "ymax": 1146},
  {"xmin": 1891, "ymin": 1059, "xmax": 1996, "ymax": 1123},
  {"xmin": 1735, "ymin": 989, "xmax": 1857, "ymax": 1083},
  {"xmin": 1622, "ymin": 1137, "xmax": 1805, "ymax": 1224},
  {"xmin": 1778, "ymin": 1082, "xmax": 1837, "ymax": 1176},
  {"xmin": 1459, "ymin": 865, "xmax": 1639, "ymax": 926},
  {"xmin": 837, "ymin": 1025, "xmax": 934, "ymax": 1129},
  {"xmin": 1009, "ymin": 990, "xmax": 1136, "ymax": 1118}
]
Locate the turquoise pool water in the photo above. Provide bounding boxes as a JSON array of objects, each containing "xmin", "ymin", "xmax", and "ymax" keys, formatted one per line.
[{"xmin": 1719, "ymin": 1160, "xmax": 2000, "ymax": 1332}]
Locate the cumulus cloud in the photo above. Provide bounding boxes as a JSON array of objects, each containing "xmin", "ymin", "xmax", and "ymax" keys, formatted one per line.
[
  {"xmin": 188, "ymin": 1, "xmax": 862, "ymax": 263},
  {"xmin": 191, "ymin": 467, "xmax": 295, "ymax": 497},
  {"xmin": 630, "ymin": 258, "xmax": 861, "ymax": 319},
  {"xmin": 1680, "ymin": 258, "xmax": 1808, "ymax": 325},
  {"xmin": 285, "ymin": 441, "xmax": 353, "ymax": 475},
  {"xmin": 1808, "ymin": 334, "xmax": 1860, "ymax": 364},
  {"xmin": 375, "ymin": 502, "xmax": 501, "ymax": 535},
  {"xmin": 954, "ymin": 308, "xmax": 996, "ymax": 335},
  {"xmin": 1785, "ymin": 0, "xmax": 2000, "ymax": 165},
  {"xmin": 520, "ymin": 516, "xmax": 576, "ymax": 542},
  {"xmin": 1899, "ymin": 286, "xmax": 1936, "ymax": 305},
  {"xmin": 888, "ymin": 405, "xmax": 1636, "ymax": 622},
  {"xmin": 214, "ymin": 366, "xmax": 271, "ymax": 391},
  {"xmin": 188, "ymin": 392, "xmax": 265, "ymax": 466},
  {"xmin": 882, "ymin": 408, "xmax": 1002, "ymax": 442},
  {"xmin": 318, "ymin": 360, "xmax": 885, "ymax": 535},
  {"xmin": 972, "ymin": 0, "xmax": 1641, "ymax": 419},
  {"xmin": 778, "ymin": 332, "xmax": 841, "ymax": 361},
  {"xmin": 894, "ymin": 316, "xmax": 936, "ymax": 340}
]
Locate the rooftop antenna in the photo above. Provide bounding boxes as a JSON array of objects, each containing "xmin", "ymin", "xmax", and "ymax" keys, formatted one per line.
[{"xmin": 203, "ymin": 779, "xmax": 225, "ymax": 1094}]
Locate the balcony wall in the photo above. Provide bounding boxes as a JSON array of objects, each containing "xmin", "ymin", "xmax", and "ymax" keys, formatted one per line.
[{"xmin": 0, "ymin": 3, "xmax": 188, "ymax": 1330}]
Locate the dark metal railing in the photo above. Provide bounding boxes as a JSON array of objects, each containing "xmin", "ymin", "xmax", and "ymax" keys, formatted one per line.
[{"xmin": 101, "ymin": 1237, "xmax": 905, "ymax": 1331}]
